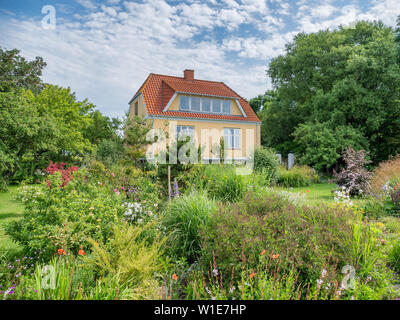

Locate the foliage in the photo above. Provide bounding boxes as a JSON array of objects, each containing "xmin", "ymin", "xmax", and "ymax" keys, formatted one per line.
[
  {"xmin": 83, "ymin": 110, "xmax": 122, "ymax": 146},
  {"xmin": 197, "ymin": 165, "xmax": 246, "ymax": 202},
  {"xmin": 201, "ymin": 189, "xmax": 363, "ymax": 284},
  {"xmin": 162, "ymin": 191, "xmax": 217, "ymax": 263},
  {"xmin": 332, "ymin": 147, "xmax": 372, "ymax": 196},
  {"xmin": 388, "ymin": 240, "xmax": 400, "ymax": 273},
  {"xmin": 277, "ymin": 165, "xmax": 319, "ymax": 187},
  {"xmin": 123, "ymin": 115, "xmax": 152, "ymax": 161},
  {"xmin": 83, "ymin": 221, "xmax": 164, "ymax": 299},
  {"xmin": 45, "ymin": 162, "xmax": 78, "ymax": 188},
  {"xmin": 0, "ymin": 85, "xmax": 95, "ymax": 185},
  {"xmin": 261, "ymin": 21, "xmax": 400, "ymax": 169},
  {"xmin": 5, "ymin": 170, "xmax": 125, "ymax": 261},
  {"xmin": 371, "ymin": 155, "xmax": 400, "ymax": 193},
  {"xmin": 293, "ymin": 122, "xmax": 368, "ymax": 172},
  {"xmin": 253, "ymin": 147, "xmax": 279, "ymax": 183},
  {"xmin": 96, "ymin": 138, "xmax": 124, "ymax": 166},
  {"xmin": 0, "ymin": 48, "xmax": 46, "ymax": 93}
]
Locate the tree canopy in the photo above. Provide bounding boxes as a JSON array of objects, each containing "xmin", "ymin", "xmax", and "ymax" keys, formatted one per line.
[{"xmin": 259, "ymin": 20, "xmax": 400, "ymax": 171}]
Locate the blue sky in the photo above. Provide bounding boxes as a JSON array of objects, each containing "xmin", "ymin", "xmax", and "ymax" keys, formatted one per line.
[{"xmin": 0, "ymin": 0, "xmax": 399, "ymax": 117}]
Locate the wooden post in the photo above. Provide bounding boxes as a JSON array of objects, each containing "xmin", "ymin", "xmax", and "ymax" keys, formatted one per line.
[{"xmin": 168, "ymin": 165, "xmax": 171, "ymax": 200}]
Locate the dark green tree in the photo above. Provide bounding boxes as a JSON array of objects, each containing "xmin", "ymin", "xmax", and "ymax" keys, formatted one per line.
[
  {"xmin": 260, "ymin": 21, "xmax": 400, "ymax": 170},
  {"xmin": 0, "ymin": 48, "xmax": 46, "ymax": 93}
]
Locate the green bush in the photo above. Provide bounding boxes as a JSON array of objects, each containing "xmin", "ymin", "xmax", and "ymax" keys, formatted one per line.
[
  {"xmin": 201, "ymin": 189, "xmax": 360, "ymax": 284},
  {"xmin": 83, "ymin": 221, "xmax": 164, "ymax": 299},
  {"xmin": 388, "ymin": 240, "xmax": 400, "ymax": 273},
  {"xmin": 5, "ymin": 169, "xmax": 125, "ymax": 261},
  {"xmin": 203, "ymin": 165, "xmax": 246, "ymax": 202},
  {"xmin": 277, "ymin": 165, "xmax": 319, "ymax": 187},
  {"xmin": 162, "ymin": 191, "xmax": 217, "ymax": 263},
  {"xmin": 253, "ymin": 147, "xmax": 280, "ymax": 183}
]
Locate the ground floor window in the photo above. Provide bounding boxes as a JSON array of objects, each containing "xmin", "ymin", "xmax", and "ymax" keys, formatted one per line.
[{"xmin": 224, "ymin": 128, "xmax": 240, "ymax": 149}]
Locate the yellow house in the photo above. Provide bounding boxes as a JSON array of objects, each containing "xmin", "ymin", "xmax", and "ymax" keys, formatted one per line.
[{"xmin": 128, "ymin": 69, "xmax": 261, "ymax": 163}]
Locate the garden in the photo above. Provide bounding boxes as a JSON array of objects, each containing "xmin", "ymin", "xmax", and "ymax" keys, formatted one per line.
[
  {"xmin": 1, "ymin": 146, "xmax": 400, "ymax": 300},
  {"xmin": 1, "ymin": 19, "xmax": 400, "ymax": 300}
]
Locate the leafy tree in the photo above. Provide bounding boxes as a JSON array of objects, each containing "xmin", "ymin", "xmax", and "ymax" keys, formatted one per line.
[
  {"xmin": 83, "ymin": 110, "xmax": 122, "ymax": 145},
  {"xmin": 260, "ymin": 21, "xmax": 400, "ymax": 170},
  {"xmin": 293, "ymin": 122, "xmax": 368, "ymax": 172},
  {"xmin": 0, "ymin": 90, "xmax": 60, "ymax": 183},
  {"xmin": 0, "ymin": 48, "xmax": 46, "ymax": 93},
  {"xmin": 123, "ymin": 115, "xmax": 153, "ymax": 162}
]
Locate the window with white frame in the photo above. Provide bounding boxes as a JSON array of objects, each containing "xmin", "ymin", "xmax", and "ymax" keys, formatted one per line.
[
  {"xmin": 179, "ymin": 95, "xmax": 232, "ymax": 115},
  {"xmin": 180, "ymin": 96, "xmax": 190, "ymax": 110},
  {"xmin": 224, "ymin": 128, "xmax": 240, "ymax": 149},
  {"xmin": 176, "ymin": 126, "xmax": 195, "ymax": 141}
]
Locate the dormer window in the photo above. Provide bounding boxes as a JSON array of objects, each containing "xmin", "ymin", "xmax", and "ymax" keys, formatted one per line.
[{"xmin": 179, "ymin": 95, "xmax": 231, "ymax": 115}]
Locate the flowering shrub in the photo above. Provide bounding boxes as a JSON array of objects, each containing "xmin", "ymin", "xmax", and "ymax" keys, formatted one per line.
[
  {"xmin": 46, "ymin": 162, "xmax": 78, "ymax": 188},
  {"xmin": 333, "ymin": 187, "xmax": 353, "ymax": 207},
  {"xmin": 201, "ymin": 189, "xmax": 365, "ymax": 284},
  {"xmin": 6, "ymin": 169, "xmax": 125, "ymax": 261}
]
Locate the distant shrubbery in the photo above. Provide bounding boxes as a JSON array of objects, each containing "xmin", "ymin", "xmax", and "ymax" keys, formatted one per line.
[
  {"xmin": 277, "ymin": 165, "xmax": 319, "ymax": 187},
  {"xmin": 253, "ymin": 147, "xmax": 280, "ymax": 183}
]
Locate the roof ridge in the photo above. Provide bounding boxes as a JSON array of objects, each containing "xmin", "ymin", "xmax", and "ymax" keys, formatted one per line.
[{"xmin": 153, "ymin": 73, "xmax": 229, "ymax": 85}]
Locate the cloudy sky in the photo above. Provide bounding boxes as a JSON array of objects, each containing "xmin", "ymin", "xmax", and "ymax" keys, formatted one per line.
[{"xmin": 0, "ymin": 0, "xmax": 399, "ymax": 117}]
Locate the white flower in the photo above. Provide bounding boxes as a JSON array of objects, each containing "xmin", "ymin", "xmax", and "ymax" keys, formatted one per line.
[{"xmin": 212, "ymin": 268, "xmax": 218, "ymax": 277}]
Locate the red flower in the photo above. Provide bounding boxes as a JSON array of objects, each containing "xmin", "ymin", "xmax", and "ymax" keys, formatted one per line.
[
  {"xmin": 172, "ymin": 273, "xmax": 178, "ymax": 281},
  {"xmin": 57, "ymin": 249, "xmax": 66, "ymax": 255},
  {"xmin": 78, "ymin": 249, "xmax": 85, "ymax": 256}
]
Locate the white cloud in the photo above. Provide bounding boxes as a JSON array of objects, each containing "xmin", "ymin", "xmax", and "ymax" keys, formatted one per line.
[
  {"xmin": 76, "ymin": 0, "xmax": 97, "ymax": 10},
  {"xmin": 1, "ymin": 0, "xmax": 399, "ymax": 118}
]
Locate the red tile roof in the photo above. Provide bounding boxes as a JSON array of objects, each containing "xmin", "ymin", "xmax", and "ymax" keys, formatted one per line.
[{"xmin": 130, "ymin": 73, "xmax": 260, "ymax": 123}]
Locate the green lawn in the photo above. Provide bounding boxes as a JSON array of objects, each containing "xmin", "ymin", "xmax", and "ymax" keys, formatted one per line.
[
  {"xmin": 274, "ymin": 183, "xmax": 337, "ymax": 205},
  {"xmin": 0, "ymin": 186, "xmax": 24, "ymax": 256},
  {"xmin": 273, "ymin": 182, "xmax": 369, "ymax": 207}
]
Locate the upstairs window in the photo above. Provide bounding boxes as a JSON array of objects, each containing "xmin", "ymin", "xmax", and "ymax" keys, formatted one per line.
[
  {"xmin": 178, "ymin": 95, "xmax": 233, "ymax": 115},
  {"xmin": 180, "ymin": 96, "xmax": 190, "ymax": 110},
  {"xmin": 224, "ymin": 128, "xmax": 241, "ymax": 149},
  {"xmin": 212, "ymin": 99, "xmax": 221, "ymax": 113},
  {"xmin": 134, "ymin": 102, "xmax": 138, "ymax": 116},
  {"xmin": 222, "ymin": 100, "xmax": 230, "ymax": 114},
  {"xmin": 191, "ymin": 97, "xmax": 201, "ymax": 111},
  {"xmin": 202, "ymin": 98, "xmax": 211, "ymax": 112}
]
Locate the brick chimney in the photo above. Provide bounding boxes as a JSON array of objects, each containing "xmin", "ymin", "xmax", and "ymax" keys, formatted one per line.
[{"xmin": 184, "ymin": 69, "xmax": 194, "ymax": 81}]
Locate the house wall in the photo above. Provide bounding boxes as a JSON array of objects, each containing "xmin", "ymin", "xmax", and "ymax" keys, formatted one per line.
[
  {"xmin": 129, "ymin": 94, "xmax": 146, "ymax": 118},
  {"xmin": 149, "ymin": 118, "xmax": 260, "ymax": 161}
]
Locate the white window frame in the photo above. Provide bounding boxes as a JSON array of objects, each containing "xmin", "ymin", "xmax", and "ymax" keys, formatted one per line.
[
  {"xmin": 179, "ymin": 95, "xmax": 232, "ymax": 115},
  {"xmin": 224, "ymin": 128, "xmax": 241, "ymax": 149},
  {"xmin": 176, "ymin": 125, "xmax": 195, "ymax": 141}
]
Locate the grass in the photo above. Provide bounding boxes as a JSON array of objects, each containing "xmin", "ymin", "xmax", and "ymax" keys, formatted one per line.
[
  {"xmin": 0, "ymin": 186, "xmax": 24, "ymax": 256},
  {"xmin": 274, "ymin": 183, "xmax": 337, "ymax": 205},
  {"xmin": 274, "ymin": 183, "xmax": 368, "ymax": 206}
]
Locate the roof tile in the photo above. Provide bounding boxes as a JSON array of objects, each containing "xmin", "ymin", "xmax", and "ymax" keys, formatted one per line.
[{"xmin": 133, "ymin": 73, "xmax": 260, "ymax": 123}]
